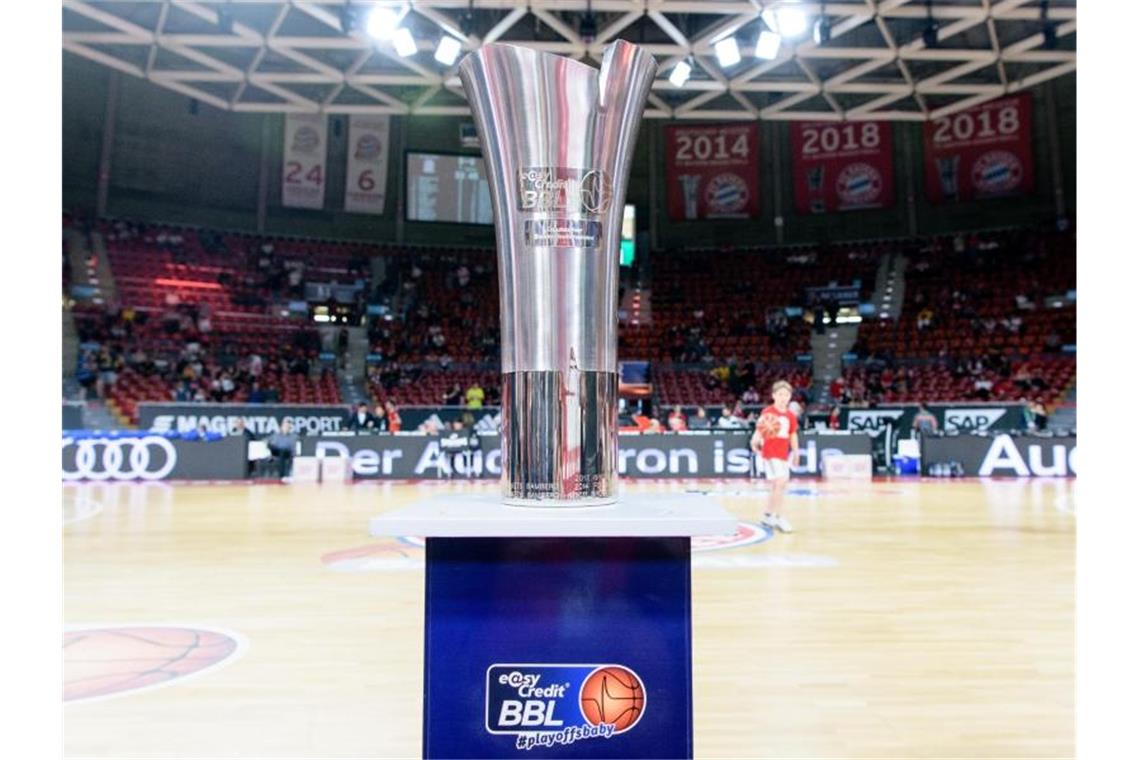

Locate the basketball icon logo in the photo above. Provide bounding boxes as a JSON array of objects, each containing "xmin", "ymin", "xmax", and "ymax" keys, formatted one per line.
[{"xmin": 579, "ymin": 666, "xmax": 645, "ymax": 733}]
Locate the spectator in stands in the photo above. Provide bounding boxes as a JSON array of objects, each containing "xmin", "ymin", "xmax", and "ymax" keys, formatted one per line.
[
  {"xmin": 741, "ymin": 387, "xmax": 760, "ymax": 405},
  {"xmin": 76, "ymin": 354, "xmax": 97, "ymax": 400},
  {"xmin": 96, "ymin": 348, "xmax": 122, "ymax": 400},
  {"xmin": 689, "ymin": 407, "xmax": 711, "ymax": 430},
  {"xmin": 249, "ymin": 381, "xmax": 268, "ymax": 404},
  {"xmin": 717, "ymin": 405, "xmax": 746, "ymax": 430},
  {"xmin": 1029, "ymin": 400, "xmax": 1049, "ymax": 431},
  {"xmin": 828, "ymin": 405, "xmax": 842, "ymax": 430},
  {"xmin": 348, "ymin": 402, "xmax": 378, "ymax": 433},
  {"xmin": 465, "ymin": 382, "xmax": 485, "ymax": 409},
  {"xmin": 384, "ymin": 400, "xmax": 402, "ymax": 433},
  {"xmin": 443, "ymin": 383, "xmax": 463, "ymax": 406},
  {"xmin": 266, "ymin": 419, "xmax": 299, "ymax": 479},
  {"xmin": 912, "ymin": 404, "xmax": 938, "ymax": 436},
  {"xmin": 788, "ymin": 395, "xmax": 804, "ymax": 424},
  {"xmin": 828, "ymin": 376, "xmax": 846, "ymax": 402},
  {"xmin": 667, "ymin": 406, "xmax": 688, "ymax": 432},
  {"xmin": 972, "ymin": 375, "xmax": 994, "ymax": 401}
]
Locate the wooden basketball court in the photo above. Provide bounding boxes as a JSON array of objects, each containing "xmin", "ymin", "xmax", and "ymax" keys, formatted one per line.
[{"xmin": 63, "ymin": 478, "xmax": 1074, "ymax": 758}]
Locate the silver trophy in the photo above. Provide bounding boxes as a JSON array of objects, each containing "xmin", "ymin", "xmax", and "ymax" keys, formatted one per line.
[
  {"xmin": 936, "ymin": 155, "xmax": 960, "ymax": 201},
  {"xmin": 679, "ymin": 174, "xmax": 702, "ymax": 220},
  {"xmin": 458, "ymin": 41, "xmax": 656, "ymax": 506}
]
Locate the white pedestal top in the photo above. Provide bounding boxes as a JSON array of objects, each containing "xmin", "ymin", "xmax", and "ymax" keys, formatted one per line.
[{"xmin": 369, "ymin": 492, "xmax": 737, "ymax": 538}]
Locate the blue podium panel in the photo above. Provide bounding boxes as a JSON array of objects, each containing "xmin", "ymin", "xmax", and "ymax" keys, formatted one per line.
[{"xmin": 424, "ymin": 537, "xmax": 693, "ymax": 759}]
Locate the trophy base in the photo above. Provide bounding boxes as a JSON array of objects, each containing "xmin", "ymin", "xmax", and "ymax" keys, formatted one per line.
[{"xmin": 500, "ymin": 369, "xmax": 618, "ymax": 506}]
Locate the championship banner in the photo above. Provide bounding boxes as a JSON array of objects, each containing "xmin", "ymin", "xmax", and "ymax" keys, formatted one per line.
[
  {"xmin": 344, "ymin": 115, "xmax": 390, "ymax": 214},
  {"xmin": 281, "ymin": 113, "xmax": 327, "ymax": 209},
  {"xmin": 665, "ymin": 123, "xmax": 760, "ymax": 220},
  {"xmin": 923, "ymin": 94, "xmax": 1035, "ymax": 203},
  {"xmin": 791, "ymin": 121, "xmax": 895, "ymax": 213}
]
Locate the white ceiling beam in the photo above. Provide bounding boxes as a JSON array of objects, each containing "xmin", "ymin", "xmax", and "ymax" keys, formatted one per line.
[
  {"xmin": 596, "ymin": 11, "xmax": 642, "ymax": 45},
  {"xmin": 61, "ymin": 0, "xmax": 1077, "ymax": 123},
  {"xmin": 673, "ymin": 110, "xmax": 755, "ymax": 121},
  {"xmin": 675, "ymin": 89, "xmax": 726, "ymax": 114},
  {"xmin": 531, "ymin": 9, "xmax": 585, "ymax": 50},
  {"xmin": 647, "ymin": 11, "xmax": 689, "ymax": 49},
  {"xmin": 847, "ymin": 91, "xmax": 913, "ymax": 116},
  {"xmin": 63, "ymin": 40, "xmax": 146, "ymax": 78},
  {"xmin": 929, "ymin": 91, "xmax": 1003, "ymax": 120},
  {"xmin": 1007, "ymin": 61, "xmax": 1077, "ymax": 94},
  {"xmin": 63, "ymin": 0, "xmax": 154, "ymax": 40},
  {"xmin": 483, "ymin": 7, "xmax": 529, "ymax": 45}
]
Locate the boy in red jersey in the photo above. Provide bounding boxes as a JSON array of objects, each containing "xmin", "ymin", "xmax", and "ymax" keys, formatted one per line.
[{"xmin": 750, "ymin": 380, "xmax": 800, "ymax": 533}]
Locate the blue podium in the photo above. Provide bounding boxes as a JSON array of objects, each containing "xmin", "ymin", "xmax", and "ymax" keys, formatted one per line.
[{"xmin": 371, "ymin": 494, "xmax": 735, "ymax": 759}]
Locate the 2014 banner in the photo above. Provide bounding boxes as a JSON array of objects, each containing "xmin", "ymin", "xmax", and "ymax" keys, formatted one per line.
[
  {"xmin": 281, "ymin": 113, "xmax": 327, "ymax": 209},
  {"xmin": 923, "ymin": 94, "xmax": 1035, "ymax": 203},
  {"xmin": 344, "ymin": 115, "xmax": 390, "ymax": 214},
  {"xmin": 791, "ymin": 121, "xmax": 895, "ymax": 213},
  {"xmin": 665, "ymin": 123, "xmax": 760, "ymax": 220}
]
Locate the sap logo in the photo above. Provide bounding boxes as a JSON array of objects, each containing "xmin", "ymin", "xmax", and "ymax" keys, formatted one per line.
[
  {"xmin": 847, "ymin": 409, "xmax": 905, "ymax": 432},
  {"xmin": 978, "ymin": 435, "xmax": 1076, "ymax": 477},
  {"xmin": 944, "ymin": 408, "xmax": 1006, "ymax": 433}
]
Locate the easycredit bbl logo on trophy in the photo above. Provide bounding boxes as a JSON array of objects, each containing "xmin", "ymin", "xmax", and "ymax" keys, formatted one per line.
[
  {"xmin": 517, "ymin": 167, "xmax": 613, "ymax": 215},
  {"xmin": 486, "ymin": 664, "xmax": 646, "ymax": 751}
]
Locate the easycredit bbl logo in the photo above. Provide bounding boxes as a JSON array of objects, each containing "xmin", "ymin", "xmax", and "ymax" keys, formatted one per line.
[{"xmin": 486, "ymin": 664, "xmax": 645, "ymax": 751}]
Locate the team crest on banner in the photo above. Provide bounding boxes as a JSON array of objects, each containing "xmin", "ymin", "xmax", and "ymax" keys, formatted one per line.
[{"xmin": 345, "ymin": 115, "xmax": 390, "ymax": 214}]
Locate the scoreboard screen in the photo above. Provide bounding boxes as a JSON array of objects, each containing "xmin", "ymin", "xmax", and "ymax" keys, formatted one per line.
[{"xmin": 406, "ymin": 152, "xmax": 493, "ymax": 224}]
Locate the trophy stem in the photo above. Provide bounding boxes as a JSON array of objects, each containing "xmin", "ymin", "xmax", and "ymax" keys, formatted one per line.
[{"xmin": 501, "ymin": 370, "xmax": 618, "ymax": 505}]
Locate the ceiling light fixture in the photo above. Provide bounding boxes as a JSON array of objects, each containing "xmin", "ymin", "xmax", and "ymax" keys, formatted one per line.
[
  {"xmin": 669, "ymin": 59, "xmax": 692, "ymax": 87},
  {"xmin": 366, "ymin": 5, "xmax": 403, "ymax": 42},
  {"xmin": 435, "ymin": 35, "xmax": 463, "ymax": 65},
  {"xmin": 393, "ymin": 26, "xmax": 417, "ymax": 57},
  {"xmin": 714, "ymin": 37, "xmax": 742, "ymax": 68},
  {"xmin": 756, "ymin": 30, "xmax": 782, "ymax": 60}
]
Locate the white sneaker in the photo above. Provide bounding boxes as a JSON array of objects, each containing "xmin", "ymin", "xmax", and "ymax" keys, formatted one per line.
[
  {"xmin": 771, "ymin": 515, "xmax": 794, "ymax": 533},
  {"xmin": 761, "ymin": 513, "xmax": 776, "ymax": 528}
]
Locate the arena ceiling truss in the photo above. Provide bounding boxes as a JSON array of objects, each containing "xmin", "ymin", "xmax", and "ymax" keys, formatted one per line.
[{"xmin": 62, "ymin": 1, "xmax": 1076, "ymax": 122}]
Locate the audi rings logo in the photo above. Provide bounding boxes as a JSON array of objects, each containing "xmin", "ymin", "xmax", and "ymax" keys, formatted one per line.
[{"xmin": 62, "ymin": 437, "xmax": 178, "ymax": 481}]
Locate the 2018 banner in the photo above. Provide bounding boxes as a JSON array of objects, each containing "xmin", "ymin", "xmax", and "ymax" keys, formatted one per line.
[
  {"xmin": 665, "ymin": 123, "xmax": 760, "ymax": 220},
  {"xmin": 344, "ymin": 115, "xmax": 390, "ymax": 215},
  {"xmin": 791, "ymin": 121, "xmax": 895, "ymax": 213},
  {"xmin": 923, "ymin": 94, "xmax": 1035, "ymax": 203},
  {"xmin": 282, "ymin": 113, "xmax": 328, "ymax": 210}
]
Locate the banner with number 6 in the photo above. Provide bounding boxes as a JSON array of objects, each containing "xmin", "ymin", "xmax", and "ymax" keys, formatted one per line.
[
  {"xmin": 281, "ymin": 113, "xmax": 327, "ymax": 210},
  {"xmin": 791, "ymin": 120, "xmax": 895, "ymax": 214},
  {"xmin": 923, "ymin": 94, "xmax": 1035, "ymax": 203},
  {"xmin": 344, "ymin": 115, "xmax": 390, "ymax": 215}
]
